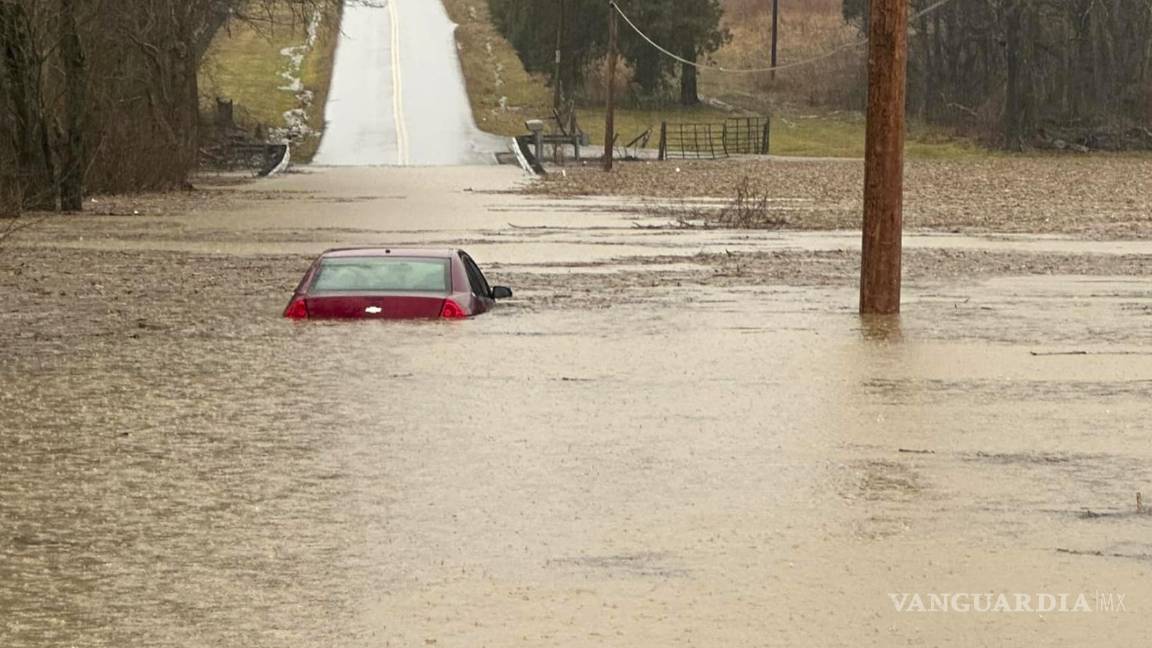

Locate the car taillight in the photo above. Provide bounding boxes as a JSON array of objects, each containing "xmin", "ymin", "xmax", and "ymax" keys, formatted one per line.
[
  {"xmin": 440, "ymin": 299, "xmax": 466, "ymax": 319},
  {"xmin": 284, "ymin": 296, "xmax": 308, "ymax": 319}
]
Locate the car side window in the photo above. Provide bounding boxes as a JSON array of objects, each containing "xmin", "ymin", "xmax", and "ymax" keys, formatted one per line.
[{"xmin": 460, "ymin": 253, "xmax": 491, "ymax": 297}]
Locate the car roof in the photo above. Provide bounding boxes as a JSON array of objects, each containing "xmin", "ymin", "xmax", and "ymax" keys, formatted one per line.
[{"xmin": 319, "ymin": 247, "xmax": 461, "ymax": 259}]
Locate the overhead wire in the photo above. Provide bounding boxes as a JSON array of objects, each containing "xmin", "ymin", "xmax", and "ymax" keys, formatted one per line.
[{"xmin": 610, "ymin": 0, "xmax": 962, "ymax": 74}]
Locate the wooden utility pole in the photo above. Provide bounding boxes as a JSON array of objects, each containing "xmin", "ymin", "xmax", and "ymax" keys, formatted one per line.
[
  {"xmin": 603, "ymin": 1, "xmax": 618, "ymax": 171},
  {"xmin": 769, "ymin": 0, "xmax": 779, "ymax": 81},
  {"xmin": 554, "ymin": 0, "xmax": 566, "ymax": 112},
  {"xmin": 859, "ymin": 0, "xmax": 909, "ymax": 314}
]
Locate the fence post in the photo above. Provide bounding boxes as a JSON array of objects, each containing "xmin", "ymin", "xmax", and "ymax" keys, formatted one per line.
[
  {"xmin": 761, "ymin": 116, "xmax": 771, "ymax": 155},
  {"xmin": 658, "ymin": 122, "xmax": 667, "ymax": 161},
  {"xmin": 216, "ymin": 98, "xmax": 234, "ymax": 134}
]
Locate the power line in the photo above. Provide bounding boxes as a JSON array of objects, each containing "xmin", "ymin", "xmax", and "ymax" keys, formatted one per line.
[{"xmin": 609, "ymin": 0, "xmax": 960, "ymax": 75}]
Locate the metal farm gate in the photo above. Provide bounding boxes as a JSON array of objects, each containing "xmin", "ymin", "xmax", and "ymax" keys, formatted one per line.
[
  {"xmin": 659, "ymin": 122, "xmax": 725, "ymax": 160},
  {"xmin": 658, "ymin": 116, "xmax": 771, "ymax": 160},
  {"xmin": 722, "ymin": 117, "xmax": 771, "ymax": 155}
]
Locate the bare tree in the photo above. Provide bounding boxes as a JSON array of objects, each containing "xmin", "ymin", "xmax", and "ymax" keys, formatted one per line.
[
  {"xmin": 0, "ymin": 0, "xmax": 338, "ymax": 216},
  {"xmin": 844, "ymin": 0, "xmax": 1152, "ymax": 148}
]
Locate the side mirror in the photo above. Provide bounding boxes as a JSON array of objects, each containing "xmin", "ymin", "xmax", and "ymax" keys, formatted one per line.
[{"xmin": 491, "ymin": 286, "xmax": 513, "ymax": 300}]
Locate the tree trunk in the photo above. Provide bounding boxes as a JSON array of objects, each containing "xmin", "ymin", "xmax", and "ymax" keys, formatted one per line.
[
  {"xmin": 176, "ymin": 13, "xmax": 200, "ymax": 183},
  {"xmin": 59, "ymin": 0, "xmax": 87, "ymax": 212},
  {"xmin": 680, "ymin": 58, "xmax": 699, "ymax": 106},
  {"xmin": 1004, "ymin": 0, "xmax": 1023, "ymax": 149},
  {"xmin": 931, "ymin": 8, "xmax": 945, "ymax": 117},
  {"xmin": 918, "ymin": 2, "xmax": 934, "ymax": 120},
  {"xmin": 1, "ymin": 2, "xmax": 54, "ymax": 210},
  {"xmin": 1074, "ymin": 0, "xmax": 1093, "ymax": 116}
]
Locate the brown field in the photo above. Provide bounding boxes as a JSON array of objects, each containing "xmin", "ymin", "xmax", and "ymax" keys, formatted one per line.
[
  {"xmin": 528, "ymin": 156, "xmax": 1152, "ymax": 239},
  {"xmin": 701, "ymin": 0, "xmax": 865, "ymax": 113}
]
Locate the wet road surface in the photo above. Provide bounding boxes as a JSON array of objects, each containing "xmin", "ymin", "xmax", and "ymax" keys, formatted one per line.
[
  {"xmin": 2, "ymin": 166, "xmax": 1151, "ymax": 646},
  {"xmin": 312, "ymin": 0, "xmax": 505, "ymax": 166}
]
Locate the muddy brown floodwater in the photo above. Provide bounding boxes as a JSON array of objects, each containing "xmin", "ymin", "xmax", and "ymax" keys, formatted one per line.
[
  {"xmin": 531, "ymin": 157, "xmax": 1152, "ymax": 239},
  {"xmin": 2, "ymin": 166, "xmax": 1151, "ymax": 646}
]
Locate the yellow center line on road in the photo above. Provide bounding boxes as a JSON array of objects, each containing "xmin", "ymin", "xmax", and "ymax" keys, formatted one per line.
[{"xmin": 388, "ymin": 0, "xmax": 409, "ymax": 165}]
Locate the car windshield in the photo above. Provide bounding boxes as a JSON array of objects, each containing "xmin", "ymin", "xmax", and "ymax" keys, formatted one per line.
[{"xmin": 310, "ymin": 257, "xmax": 451, "ymax": 293}]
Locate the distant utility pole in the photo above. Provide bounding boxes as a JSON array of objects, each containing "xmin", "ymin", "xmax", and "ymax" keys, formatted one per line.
[
  {"xmin": 603, "ymin": 1, "xmax": 618, "ymax": 171},
  {"xmin": 769, "ymin": 0, "xmax": 779, "ymax": 81},
  {"xmin": 859, "ymin": 0, "xmax": 909, "ymax": 314},
  {"xmin": 554, "ymin": 0, "xmax": 566, "ymax": 112}
]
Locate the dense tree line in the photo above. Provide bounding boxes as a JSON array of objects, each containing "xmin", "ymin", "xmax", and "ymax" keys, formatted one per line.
[
  {"xmin": 0, "ymin": 0, "xmax": 331, "ymax": 215},
  {"xmin": 489, "ymin": 0, "xmax": 729, "ymax": 107},
  {"xmin": 845, "ymin": 0, "xmax": 1152, "ymax": 148}
]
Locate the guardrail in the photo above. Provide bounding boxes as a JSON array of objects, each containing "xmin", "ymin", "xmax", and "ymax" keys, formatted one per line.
[{"xmin": 199, "ymin": 142, "xmax": 290, "ymax": 177}]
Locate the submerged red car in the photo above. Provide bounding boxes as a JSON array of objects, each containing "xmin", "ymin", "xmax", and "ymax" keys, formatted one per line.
[{"xmin": 283, "ymin": 248, "xmax": 512, "ymax": 320}]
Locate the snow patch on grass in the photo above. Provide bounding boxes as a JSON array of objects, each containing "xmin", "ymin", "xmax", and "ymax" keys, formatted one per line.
[{"xmin": 271, "ymin": 10, "xmax": 324, "ymax": 145}]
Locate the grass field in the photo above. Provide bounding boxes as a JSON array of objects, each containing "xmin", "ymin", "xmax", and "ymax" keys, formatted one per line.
[
  {"xmin": 769, "ymin": 114, "xmax": 991, "ymax": 159},
  {"xmin": 440, "ymin": 0, "xmax": 553, "ymax": 136},
  {"xmin": 199, "ymin": 6, "xmax": 341, "ymax": 162},
  {"xmin": 571, "ymin": 107, "xmax": 990, "ymax": 159},
  {"xmin": 446, "ymin": 0, "xmax": 987, "ymax": 159}
]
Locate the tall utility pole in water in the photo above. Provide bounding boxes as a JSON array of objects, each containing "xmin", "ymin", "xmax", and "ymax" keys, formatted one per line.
[
  {"xmin": 603, "ymin": 1, "xmax": 619, "ymax": 171},
  {"xmin": 859, "ymin": 0, "xmax": 909, "ymax": 314}
]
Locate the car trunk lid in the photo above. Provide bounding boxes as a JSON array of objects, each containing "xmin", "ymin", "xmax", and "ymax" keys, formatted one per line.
[{"xmin": 305, "ymin": 294, "xmax": 447, "ymax": 319}]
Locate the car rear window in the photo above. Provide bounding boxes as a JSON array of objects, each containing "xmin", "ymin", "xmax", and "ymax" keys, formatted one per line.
[{"xmin": 310, "ymin": 257, "xmax": 451, "ymax": 293}]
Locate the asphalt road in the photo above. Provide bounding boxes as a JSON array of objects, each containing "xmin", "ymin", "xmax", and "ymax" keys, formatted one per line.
[{"xmin": 312, "ymin": 0, "xmax": 506, "ymax": 166}]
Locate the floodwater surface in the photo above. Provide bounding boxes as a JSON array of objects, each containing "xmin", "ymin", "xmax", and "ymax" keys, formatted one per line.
[{"xmin": 2, "ymin": 167, "xmax": 1150, "ymax": 646}]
